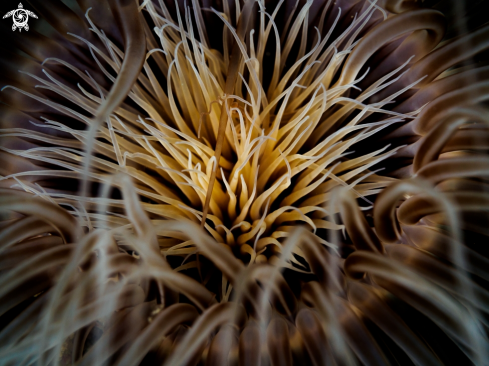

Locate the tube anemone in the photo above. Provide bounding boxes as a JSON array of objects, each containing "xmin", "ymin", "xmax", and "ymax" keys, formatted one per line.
[{"xmin": 0, "ymin": 0, "xmax": 488, "ymax": 365}]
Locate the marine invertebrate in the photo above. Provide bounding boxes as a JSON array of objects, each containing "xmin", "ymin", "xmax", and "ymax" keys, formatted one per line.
[{"xmin": 1, "ymin": 0, "xmax": 489, "ymax": 364}]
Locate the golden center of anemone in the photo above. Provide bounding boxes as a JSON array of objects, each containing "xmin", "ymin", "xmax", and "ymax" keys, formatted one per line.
[{"xmin": 128, "ymin": 1, "xmax": 418, "ymax": 265}]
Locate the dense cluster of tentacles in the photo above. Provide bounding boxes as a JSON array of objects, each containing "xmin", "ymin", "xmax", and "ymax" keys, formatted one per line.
[{"xmin": 1, "ymin": 0, "xmax": 489, "ymax": 365}]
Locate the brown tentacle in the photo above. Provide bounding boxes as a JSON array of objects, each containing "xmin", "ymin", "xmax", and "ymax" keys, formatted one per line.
[
  {"xmin": 95, "ymin": 0, "xmax": 146, "ymax": 124},
  {"xmin": 267, "ymin": 317, "xmax": 293, "ymax": 366},
  {"xmin": 295, "ymin": 308, "xmax": 332, "ymax": 366},
  {"xmin": 336, "ymin": 9, "xmax": 445, "ymax": 87},
  {"xmin": 398, "ymin": 192, "xmax": 489, "ymax": 225},
  {"xmin": 412, "ymin": 82, "xmax": 489, "ymax": 135},
  {"xmin": 338, "ymin": 189, "xmax": 384, "ymax": 253},
  {"xmin": 375, "ymin": 24, "xmax": 489, "ymax": 102},
  {"xmin": 0, "ymin": 189, "xmax": 77, "ymax": 243},
  {"xmin": 238, "ymin": 321, "xmax": 262, "ymax": 366},
  {"xmin": 417, "ymin": 157, "xmax": 489, "ymax": 184},
  {"xmin": 347, "ymin": 280, "xmax": 443, "ymax": 366}
]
